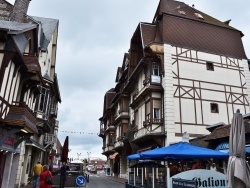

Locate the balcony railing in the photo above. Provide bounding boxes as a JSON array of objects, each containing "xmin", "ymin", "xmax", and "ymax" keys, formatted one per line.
[
  {"xmin": 143, "ymin": 118, "xmax": 163, "ymax": 127},
  {"xmin": 143, "ymin": 76, "xmax": 150, "ymax": 85},
  {"xmin": 131, "ymin": 125, "xmax": 138, "ymax": 132},
  {"xmin": 117, "ymin": 136, "xmax": 124, "ymax": 142},
  {"xmin": 4, "ymin": 102, "xmax": 38, "ymax": 134}
]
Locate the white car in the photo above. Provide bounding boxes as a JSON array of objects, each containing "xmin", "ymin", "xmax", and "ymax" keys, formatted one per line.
[{"xmin": 87, "ymin": 165, "xmax": 94, "ymax": 171}]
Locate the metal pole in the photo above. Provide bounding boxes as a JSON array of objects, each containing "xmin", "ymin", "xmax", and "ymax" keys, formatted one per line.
[
  {"xmin": 134, "ymin": 167, "xmax": 136, "ymax": 185},
  {"xmin": 142, "ymin": 167, "xmax": 144, "ymax": 186},
  {"xmin": 152, "ymin": 167, "xmax": 155, "ymax": 188}
]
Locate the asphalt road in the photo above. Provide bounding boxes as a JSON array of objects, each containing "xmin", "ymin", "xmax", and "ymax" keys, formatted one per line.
[{"xmin": 85, "ymin": 173, "xmax": 124, "ymax": 188}]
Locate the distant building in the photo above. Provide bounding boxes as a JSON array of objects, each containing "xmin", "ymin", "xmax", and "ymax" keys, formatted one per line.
[{"xmin": 99, "ymin": 0, "xmax": 249, "ymax": 179}]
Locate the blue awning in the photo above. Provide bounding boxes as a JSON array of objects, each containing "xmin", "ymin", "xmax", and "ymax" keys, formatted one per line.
[
  {"xmin": 246, "ymin": 146, "xmax": 250, "ymax": 153},
  {"xmin": 215, "ymin": 142, "xmax": 250, "ymax": 153}
]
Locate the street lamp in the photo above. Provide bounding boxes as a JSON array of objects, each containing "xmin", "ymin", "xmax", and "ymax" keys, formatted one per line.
[
  {"xmin": 77, "ymin": 152, "xmax": 81, "ymax": 160},
  {"xmin": 87, "ymin": 152, "xmax": 91, "ymax": 162}
]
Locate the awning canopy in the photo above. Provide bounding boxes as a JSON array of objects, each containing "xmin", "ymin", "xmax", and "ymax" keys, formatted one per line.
[
  {"xmin": 109, "ymin": 152, "xmax": 119, "ymax": 159},
  {"xmin": 127, "ymin": 142, "xmax": 229, "ymax": 161},
  {"xmin": 215, "ymin": 142, "xmax": 250, "ymax": 154},
  {"xmin": 25, "ymin": 138, "xmax": 46, "ymax": 151}
]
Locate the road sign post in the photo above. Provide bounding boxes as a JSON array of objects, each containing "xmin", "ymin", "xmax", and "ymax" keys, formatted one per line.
[{"xmin": 75, "ymin": 175, "xmax": 86, "ymax": 187}]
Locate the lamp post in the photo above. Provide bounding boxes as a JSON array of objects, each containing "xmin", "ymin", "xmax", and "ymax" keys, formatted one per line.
[
  {"xmin": 87, "ymin": 152, "xmax": 91, "ymax": 162},
  {"xmin": 77, "ymin": 152, "xmax": 81, "ymax": 160}
]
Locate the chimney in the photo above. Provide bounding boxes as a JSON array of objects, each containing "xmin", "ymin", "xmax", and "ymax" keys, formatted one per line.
[{"xmin": 9, "ymin": 0, "xmax": 31, "ymax": 22}]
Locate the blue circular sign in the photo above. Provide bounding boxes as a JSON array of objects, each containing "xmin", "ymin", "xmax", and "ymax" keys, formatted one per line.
[{"xmin": 76, "ymin": 175, "xmax": 86, "ymax": 186}]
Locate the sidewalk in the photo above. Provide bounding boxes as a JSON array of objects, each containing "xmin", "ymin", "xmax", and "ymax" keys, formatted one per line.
[
  {"xmin": 22, "ymin": 176, "xmax": 127, "ymax": 188},
  {"xmin": 106, "ymin": 175, "xmax": 127, "ymax": 184}
]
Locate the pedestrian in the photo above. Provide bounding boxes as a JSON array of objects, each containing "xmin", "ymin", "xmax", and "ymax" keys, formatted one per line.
[
  {"xmin": 33, "ymin": 161, "xmax": 43, "ymax": 188},
  {"xmin": 39, "ymin": 165, "xmax": 53, "ymax": 188},
  {"xmin": 60, "ymin": 162, "xmax": 68, "ymax": 188}
]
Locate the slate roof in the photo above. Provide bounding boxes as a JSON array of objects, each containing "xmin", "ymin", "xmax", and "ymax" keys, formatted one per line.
[
  {"xmin": 30, "ymin": 16, "xmax": 59, "ymax": 51},
  {"xmin": 205, "ymin": 122, "xmax": 250, "ymax": 141},
  {"xmin": 139, "ymin": 0, "xmax": 247, "ymax": 59},
  {"xmin": 0, "ymin": 19, "xmax": 36, "ymax": 34}
]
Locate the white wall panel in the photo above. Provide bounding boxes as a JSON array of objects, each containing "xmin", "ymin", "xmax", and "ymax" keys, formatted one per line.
[
  {"xmin": 197, "ymin": 51, "xmax": 221, "ymax": 63},
  {"xmin": 201, "ymin": 90, "xmax": 225, "ymax": 101},
  {"xmin": 180, "ymin": 99, "xmax": 196, "ymax": 124},
  {"xmin": 195, "ymin": 100, "xmax": 202, "ymax": 124}
]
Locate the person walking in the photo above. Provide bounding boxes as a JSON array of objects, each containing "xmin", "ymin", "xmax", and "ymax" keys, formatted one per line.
[
  {"xmin": 39, "ymin": 165, "xmax": 53, "ymax": 188},
  {"xmin": 33, "ymin": 161, "xmax": 43, "ymax": 188},
  {"xmin": 60, "ymin": 162, "xmax": 68, "ymax": 188}
]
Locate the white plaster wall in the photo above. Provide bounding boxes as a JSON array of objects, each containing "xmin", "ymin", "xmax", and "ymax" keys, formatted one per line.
[
  {"xmin": 15, "ymin": 142, "xmax": 25, "ymax": 187},
  {"xmin": 163, "ymin": 44, "xmax": 176, "ymax": 145},
  {"xmin": 2, "ymin": 152, "xmax": 14, "ymax": 188},
  {"xmin": 138, "ymin": 71, "xmax": 144, "ymax": 91},
  {"xmin": 242, "ymin": 59, "xmax": 250, "ymax": 111},
  {"xmin": 39, "ymin": 38, "xmax": 53, "ymax": 76},
  {"xmin": 164, "ymin": 44, "xmax": 250, "ymax": 143}
]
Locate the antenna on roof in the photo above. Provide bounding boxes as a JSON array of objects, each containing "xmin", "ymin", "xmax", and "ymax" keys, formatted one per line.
[{"xmin": 192, "ymin": 4, "xmax": 195, "ymax": 8}]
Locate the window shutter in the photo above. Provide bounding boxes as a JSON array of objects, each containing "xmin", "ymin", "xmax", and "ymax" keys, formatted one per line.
[{"xmin": 153, "ymin": 100, "xmax": 161, "ymax": 108}]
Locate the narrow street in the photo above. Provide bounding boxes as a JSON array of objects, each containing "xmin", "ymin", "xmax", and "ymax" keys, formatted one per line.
[
  {"xmin": 86, "ymin": 173, "xmax": 125, "ymax": 188},
  {"xmin": 23, "ymin": 171, "xmax": 126, "ymax": 188}
]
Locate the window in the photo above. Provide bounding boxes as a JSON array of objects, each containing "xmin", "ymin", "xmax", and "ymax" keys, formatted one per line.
[
  {"xmin": 211, "ymin": 103, "xmax": 219, "ymax": 113},
  {"xmin": 206, "ymin": 62, "xmax": 214, "ymax": 71},
  {"xmin": 152, "ymin": 62, "xmax": 160, "ymax": 76},
  {"xmin": 194, "ymin": 13, "xmax": 204, "ymax": 19},
  {"xmin": 146, "ymin": 102, "xmax": 150, "ymax": 120},
  {"xmin": 36, "ymin": 86, "xmax": 52, "ymax": 118},
  {"xmin": 153, "ymin": 108, "xmax": 161, "ymax": 119},
  {"xmin": 178, "ymin": 10, "xmax": 186, "ymax": 15}
]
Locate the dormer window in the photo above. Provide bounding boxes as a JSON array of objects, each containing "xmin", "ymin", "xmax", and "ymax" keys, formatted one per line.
[
  {"xmin": 194, "ymin": 13, "xmax": 204, "ymax": 19},
  {"xmin": 25, "ymin": 38, "xmax": 32, "ymax": 54},
  {"xmin": 178, "ymin": 10, "xmax": 186, "ymax": 15}
]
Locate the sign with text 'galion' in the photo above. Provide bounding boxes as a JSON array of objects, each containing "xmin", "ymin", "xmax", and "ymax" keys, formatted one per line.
[{"xmin": 169, "ymin": 169, "xmax": 227, "ymax": 188}]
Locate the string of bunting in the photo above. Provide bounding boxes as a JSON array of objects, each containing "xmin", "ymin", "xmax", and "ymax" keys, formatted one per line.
[{"xmin": 60, "ymin": 130, "xmax": 99, "ymax": 135}]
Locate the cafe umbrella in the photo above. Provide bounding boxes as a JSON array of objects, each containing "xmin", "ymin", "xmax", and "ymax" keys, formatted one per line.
[
  {"xmin": 61, "ymin": 136, "xmax": 69, "ymax": 163},
  {"xmin": 227, "ymin": 110, "xmax": 250, "ymax": 188}
]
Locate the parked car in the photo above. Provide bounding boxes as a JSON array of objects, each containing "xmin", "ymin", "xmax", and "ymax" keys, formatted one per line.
[
  {"xmin": 96, "ymin": 165, "xmax": 103, "ymax": 170},
  {"xmin": 87, "ymin": 165, "xmax": 94, "ymax": 172},
  {"xmin": 89, "ymin": 166, "xmax": 97, "ymax": 174}
]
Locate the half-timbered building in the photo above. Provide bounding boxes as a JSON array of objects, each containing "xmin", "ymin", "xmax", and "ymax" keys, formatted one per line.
[
  {"xmin": 0, "ymin": 0, "xmax": 61, "ymax": 187},
  {"xmin": 99, "ymin": 0, "xmax": 249, "ymax": 179}
]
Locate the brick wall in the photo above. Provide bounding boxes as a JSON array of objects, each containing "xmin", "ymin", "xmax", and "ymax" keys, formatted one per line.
[{"xmin": 9, "ymin": 0, "xmax": 30, "ymax": 22}]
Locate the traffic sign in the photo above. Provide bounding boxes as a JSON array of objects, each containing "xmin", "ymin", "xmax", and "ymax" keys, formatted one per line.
[{"xmin": 76, "ymin": 175, "xmax": 86, "ymax": 187}]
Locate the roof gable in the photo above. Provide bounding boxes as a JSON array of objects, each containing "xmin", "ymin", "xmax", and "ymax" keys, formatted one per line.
[{"xmin": 29, "ymin": 16, "xmax": 59, "ymax": 51}]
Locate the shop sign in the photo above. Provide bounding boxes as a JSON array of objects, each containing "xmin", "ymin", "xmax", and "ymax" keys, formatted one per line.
[
  {"xmin": 3, "ymin": 136, "xmax": 14, "ymax": 146},
  {"xmin": 169, "ymin": 169, "xmax": 227, "ymax": 188},
  {"xmin": 172, "ymin": 178, "xmax": 197, "ymax": 188}
]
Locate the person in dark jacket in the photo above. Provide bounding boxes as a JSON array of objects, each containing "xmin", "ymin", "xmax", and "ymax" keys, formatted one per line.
[{"xmin": 60, "ymin": 162, "xmax": 68, "ymax": 188}]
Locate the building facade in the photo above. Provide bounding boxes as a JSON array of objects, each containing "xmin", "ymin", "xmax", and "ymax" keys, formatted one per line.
[
  {"xmin": 0, "ymin": 0, "xmax": 61, "ymax": 187},
  {"xmin": 99, "ymin": 0, "xmax": 249, "ymax": 179}
]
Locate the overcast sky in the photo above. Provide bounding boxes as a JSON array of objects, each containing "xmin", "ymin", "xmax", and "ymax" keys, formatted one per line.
[{"xmin": 8, "ymin": 0, "xmax": 250, "ymax": 160}]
